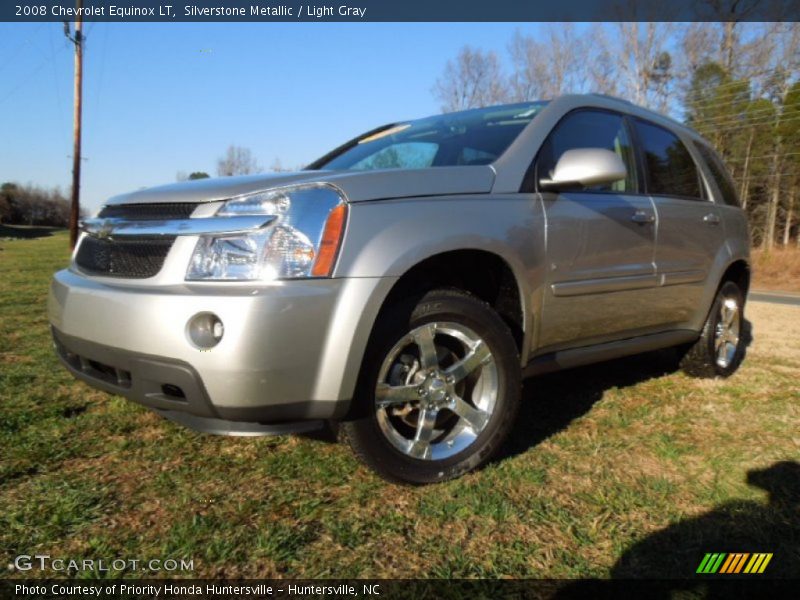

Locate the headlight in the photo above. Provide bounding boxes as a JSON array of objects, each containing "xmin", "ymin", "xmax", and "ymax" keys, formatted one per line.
[{"xmin": 186, "ymin": 184, "xmax": 347, "ymax": 281}]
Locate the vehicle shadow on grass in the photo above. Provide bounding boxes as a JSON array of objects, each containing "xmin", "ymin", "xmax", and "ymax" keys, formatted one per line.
[
  {"xmin": 499, "ymin": 317, "xmax": 754, "ymax": 463},
  {"xmin": 0, "ymin": 224, "xmax": 61, "ymax": 239},
  {"xmin": 307, "ymin": 348, "xmax": 686, "ymax": 449},
  {"xmin": 555, "ymin": 461, "xmax": 800, "ymax": 597},
  {"xmin": 500, "ymin": 348, "xmax": 682, "ymax": 462},
  {"xmin": 309, "ymin": 319, "xmax": 754, "ymax": 457}
]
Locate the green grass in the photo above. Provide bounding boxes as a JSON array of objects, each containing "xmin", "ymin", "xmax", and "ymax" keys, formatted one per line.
[{"xmin": 1, "ymin": 232, "xmax": 799, "ymax": 579}]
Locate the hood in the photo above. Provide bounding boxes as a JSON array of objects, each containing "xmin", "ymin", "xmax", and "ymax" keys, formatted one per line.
[{"xmin": 105, "ymin": 166, "xmax": 495, "ymax": 206}]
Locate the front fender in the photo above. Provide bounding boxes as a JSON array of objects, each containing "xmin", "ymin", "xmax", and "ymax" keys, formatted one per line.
[{"xmin": 334, "ymin": 194, "xmax": 546, "ymax": 362}]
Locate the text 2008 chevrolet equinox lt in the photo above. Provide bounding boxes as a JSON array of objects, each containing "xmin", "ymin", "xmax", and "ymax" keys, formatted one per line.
[{"xmin": 49, "ymin": 95, "xmax": 750, "ymax": 483}]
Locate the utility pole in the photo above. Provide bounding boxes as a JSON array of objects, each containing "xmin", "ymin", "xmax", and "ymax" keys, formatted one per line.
[{"xmin": 64, "ymin": 0, "xmax": 83, "ymax": 249}]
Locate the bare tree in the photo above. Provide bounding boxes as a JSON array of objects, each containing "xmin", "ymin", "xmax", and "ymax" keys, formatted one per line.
[
  {"xmin": 586, "ymin": 25, "xmax": 621, "ymax": 96},
  {"xmin": 674, "ymin": 22, "xmax": 720, "ymax": 109},
  {"xmin": 681, "ymin": 23, "xmax": 718, "ymax": 73},
  {"xmin": 508, "ymin": 25, "xmax": 588, "ymax": 101},
  {"xmin": 613, "ymin": 23, "xmax": 675, "ymax": 110},
  {"xmin": 216, "ymin": 145, "xmax": 261, "ymax": 177},
  {"xmin": 432, "ymin": 46, "xmax": 509, "ymax": 112},
  {"xmin": 270, "ymin": 158, "xmax": 292, "ymax": 172}
]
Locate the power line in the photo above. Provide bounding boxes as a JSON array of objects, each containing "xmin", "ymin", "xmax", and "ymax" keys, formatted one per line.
[
  {"xmin": 683, "ymin": 64, "xmax": 800, "ymax": 88},
  {"xmin": 94, "ymin": 23, "xmax": 109, "ymax": 123},
  {"xmin": 687, "ymin": 102, "xmax": 798, "ymax": 124},
  {"xmin": 47, "ymin": 24, "xmax": 68, "ymax": 149},
  {"xmin": 691, "ymin": 113, "xmax": 800, "ymax": 129},
  {"xmin": 0, "ymin": 56, "xmax": 51, "ymax": 105},
  {"xmin": 725, "ymin": 152, "xmax": 800, "ymax": 162},
  {"xmin": 0, "ymin": 23, "xmax": 45, "ymax": 74},
  {"xmin": 685, "ymin": 95, "xmax": 795, "ymax": 114},
  {"xmin": 682, "ymin": 78, "xmax": 800, "ymax": 109},
  {"xmin": 685, "ymin": 91, "xmax": 799, "ymax": 108}
]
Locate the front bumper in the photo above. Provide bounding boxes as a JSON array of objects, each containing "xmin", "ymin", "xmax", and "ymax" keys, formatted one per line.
[{"xmin": 49, "ymin": 269, "xmax": 395, "ymax": 434}]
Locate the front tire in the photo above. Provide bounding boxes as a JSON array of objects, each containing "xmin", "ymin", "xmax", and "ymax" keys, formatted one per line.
[
  {"xmin": 341, "ymin": 289, "xmax": 521, "ymax": 484},
  {"xmin": 680, "ymin": 280, "xmax": 746, "ymax": 378}
]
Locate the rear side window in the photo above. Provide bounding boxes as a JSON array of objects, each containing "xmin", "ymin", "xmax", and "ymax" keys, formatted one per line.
[
  {"xmin": 535, "ymin": 110, "xmax": 638, "ymax": 193},
  {"xmin": 694, "ymin": 142, "xmax": 740, "ymax": 206},
  {"xmin": 634, "ymin": 119, "xmax": 703, "ymax": 200}
]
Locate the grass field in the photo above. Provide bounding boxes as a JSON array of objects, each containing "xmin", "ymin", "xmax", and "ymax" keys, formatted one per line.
[{"xmin": 1, "ymin": 229, "xmax": 798, "ymax": 580}]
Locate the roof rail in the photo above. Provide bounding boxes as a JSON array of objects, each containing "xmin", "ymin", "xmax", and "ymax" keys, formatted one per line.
[
  {"xmin": 586, "ymin": 93, "xmax": 692, "ymax": 133},
  {"xmin": 588, "ymin": 93, "xmax": 635, "ymax": 105}
]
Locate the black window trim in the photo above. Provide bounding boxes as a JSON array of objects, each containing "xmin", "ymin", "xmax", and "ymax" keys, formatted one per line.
[
  {"xmin": 631, "ymin": 116, "xmax": 711, "ymax": 204},
  {"xmin": 522, "ymin": 107, "xmax": 647, "ymax": 197}
]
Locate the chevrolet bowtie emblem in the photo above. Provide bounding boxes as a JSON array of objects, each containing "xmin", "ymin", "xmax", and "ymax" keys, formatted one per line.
[{"xmin": 81, "ymin": 219, "xmax": 115, "ymax": 239}]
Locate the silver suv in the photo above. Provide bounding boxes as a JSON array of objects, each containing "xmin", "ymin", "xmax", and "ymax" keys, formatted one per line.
[{"xmin": 49, "ymin": 95, "xmax": 750, "ymax": 483}]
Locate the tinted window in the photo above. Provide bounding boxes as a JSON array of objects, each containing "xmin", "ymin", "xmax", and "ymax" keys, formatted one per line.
[
  {"xmin": 314, "ymin": 102, "xmax": 548, "ymax": 171},
  {"xmin": 635, "ymin": 120, "xmax": 703, "ymax": 199},
  {"xmin": 536, "ymin": 110, "xmax": 638, "ymax": 193},
  {"xmin": 458, "ymin": 146, "xmax": 496, "ymax": 165},
  {"xmin": 694, "ymin": 142, "xmax": 740, "ymax": 206}
]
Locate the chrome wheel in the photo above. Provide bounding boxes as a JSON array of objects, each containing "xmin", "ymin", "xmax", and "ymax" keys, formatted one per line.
[
  {"xmin": 714, "ymin": 296, "xmax": 740, "ymax": 368},
  {"xmin": 374, "ymin": 321, "xmax": 498, "ymax": 461}
]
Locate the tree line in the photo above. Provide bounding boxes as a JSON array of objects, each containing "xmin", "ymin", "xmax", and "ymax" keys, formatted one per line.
[
  {"xmin": 433, "ymin": 23, "xmax": 800, "ymax": 249},
  {"xmin": 1, "ymin": 145, "xmax": 284, "ymax": 228},
  {"xmin": 0, "ymin": 182, "xmax": 75, "ymax": 227}
]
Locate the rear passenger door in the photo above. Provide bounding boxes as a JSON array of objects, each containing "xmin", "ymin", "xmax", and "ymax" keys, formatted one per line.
[
  {"xmin": 632, "ymin": 119, "xmax": 726, "ymax": 328},
  {"xmin": 535, "ymin": 109, "xmax": 661, "ymax": 351}
]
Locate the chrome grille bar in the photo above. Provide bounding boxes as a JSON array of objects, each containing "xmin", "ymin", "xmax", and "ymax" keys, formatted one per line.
[{"xmin": 80, "ymin": 215, "xmax": 275, "ymax": 238}]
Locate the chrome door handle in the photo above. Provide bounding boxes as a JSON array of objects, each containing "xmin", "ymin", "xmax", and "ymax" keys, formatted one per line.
[
  {"xmin": 631, "ymin": 210, "xmax": 655, "ymax": 224},
  {"xmin": 703, "ymin": 213, "xmax": 721, "ymax": 225}
]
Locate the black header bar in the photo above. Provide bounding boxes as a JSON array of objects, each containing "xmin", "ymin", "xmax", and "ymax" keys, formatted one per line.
[{"xmin": 3, "ymin": 0, "xmax": 799, "ymax": 23}]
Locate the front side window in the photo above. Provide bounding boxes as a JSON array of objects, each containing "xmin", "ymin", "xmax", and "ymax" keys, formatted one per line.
[
  {"xmin": 535, "ymin": 110, "xmax": 638, "ymax": 193},
  {"xmin": 634, "ymin": 120, "xmax": 703, "ymax": 200},
  {"xmin": 312, "ymin": 102, "xmax": 548, "ymax": 171}
]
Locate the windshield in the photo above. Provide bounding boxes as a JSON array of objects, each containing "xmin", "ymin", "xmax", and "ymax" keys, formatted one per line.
[{"xmin": 310, "ymin": 101, "xmax": 548, "ymax": 171}]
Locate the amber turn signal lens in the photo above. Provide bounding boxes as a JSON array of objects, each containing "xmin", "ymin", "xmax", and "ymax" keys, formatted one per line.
[{"xmin": 311, "ymin": 203, "xmax": 347, "ymax": 277}]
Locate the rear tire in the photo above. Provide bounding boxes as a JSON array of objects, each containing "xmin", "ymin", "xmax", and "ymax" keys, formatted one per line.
[
  {"xmin": 680, "ymin": 280, "xmax": 745, "ymax": 378},
  {"xmin": 340, "ymin": 289, "xmax": 521, "ymax": 484}
]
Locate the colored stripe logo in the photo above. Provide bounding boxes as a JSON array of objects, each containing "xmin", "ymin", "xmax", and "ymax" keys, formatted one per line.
[{"xmin": 696, "ymin": 553, "xmax": 773, "ymax": 574}]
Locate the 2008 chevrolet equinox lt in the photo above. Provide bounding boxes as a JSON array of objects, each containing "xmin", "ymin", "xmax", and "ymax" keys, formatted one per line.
[{"xmin": 49, "ymin": 95, "xmax": 750, "ymax": 483}]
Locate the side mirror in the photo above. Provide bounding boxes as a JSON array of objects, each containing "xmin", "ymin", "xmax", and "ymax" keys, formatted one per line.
[{"xmin": 539, "ymin": 148, "xmax": 627, "ymax": 191}]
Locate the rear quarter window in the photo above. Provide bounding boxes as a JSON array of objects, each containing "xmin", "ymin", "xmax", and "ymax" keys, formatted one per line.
[{"xmin": 694, "ymin": 142, "xmax": 740, "ymax": 206}]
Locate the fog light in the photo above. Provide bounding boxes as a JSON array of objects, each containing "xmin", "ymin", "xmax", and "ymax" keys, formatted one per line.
[{"xmin": 187, "ymin": 313, "xmax": 224, "ymax": 349}]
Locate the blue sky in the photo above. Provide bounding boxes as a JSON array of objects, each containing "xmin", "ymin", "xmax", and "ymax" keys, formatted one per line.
[{"xmin": 0, "ymin": 22, "xmax": 554, "ymax": 213}]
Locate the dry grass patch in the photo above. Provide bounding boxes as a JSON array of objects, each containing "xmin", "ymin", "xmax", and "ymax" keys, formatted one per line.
[{"xmin": 751, "ymin": 247, "xmax": 800, "ymax": 291}]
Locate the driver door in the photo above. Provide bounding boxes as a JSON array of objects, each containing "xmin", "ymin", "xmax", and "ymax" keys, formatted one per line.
[{"xmin": 535, "ymin": 109, "xmax": 660, "ymax": 351}]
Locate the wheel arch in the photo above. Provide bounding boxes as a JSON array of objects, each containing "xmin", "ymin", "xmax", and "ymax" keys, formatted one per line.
[
  {"xmin": 373, "ymin": 248, "xmax": 530, "ymax": 360},
  {"xmin": 720, "ymin": 258, "xmax": 751, "ymax": 297},
  {"xmin": 690, "ymin": 239, "xmax": 751, "ymax": 333}
]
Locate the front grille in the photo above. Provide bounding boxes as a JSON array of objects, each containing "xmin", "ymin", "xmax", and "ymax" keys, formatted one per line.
[
  {"xmin": 98, "ymin": 202, "xmax": 197, "ymax": 220},
  {"xmin": 75, "ymin": 235, "xmax": 175, "ymax": 278}
]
